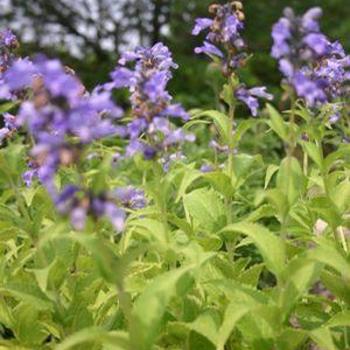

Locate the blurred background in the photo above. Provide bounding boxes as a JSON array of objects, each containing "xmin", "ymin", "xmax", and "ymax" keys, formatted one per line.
[{"xmin": 1, "ymin": 0, "xmax": 349, "ymax": 109}]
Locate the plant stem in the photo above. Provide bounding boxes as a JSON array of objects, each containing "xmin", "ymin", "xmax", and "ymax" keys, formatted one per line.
[
  {"xmin": 287, "ymin": 95, "xmax": 296, "ymax": 158},
  {"xmin": 338, "ymin": 226, "xmax": 348, "ymax": 253},
  {"xmin": 152, "ymin": 162, "xmax": 170, "ymax": 244}
]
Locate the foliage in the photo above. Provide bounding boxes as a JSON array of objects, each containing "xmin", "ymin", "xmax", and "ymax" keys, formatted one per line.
[{"xmin": 0, "ymin": 2, "xmax": 350, "ymax": 350}]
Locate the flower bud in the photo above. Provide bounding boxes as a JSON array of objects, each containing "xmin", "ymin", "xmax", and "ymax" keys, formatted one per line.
[
  {"xmin": 209, "ymin": 4, "xmax": 219, "ymax": 14},
  {"xmin": 232, "ymin": 1, "xmax": 243, "ymax": 10},
  {"xmin": 236, "ymin": 11, "xmax": 245, "ymax": 21}
]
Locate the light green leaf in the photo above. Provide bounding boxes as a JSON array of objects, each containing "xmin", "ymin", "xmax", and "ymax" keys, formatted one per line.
[
  {"xmin": 130, "ymin": 267, "xmax": 194, "ymax": 350},
  {"xmin": 0, "ymin": 283, "xmax": 53, "ymax": 311},
  {"xmin": 220, "ymin": 222, "xmax": 286, "ymax": 280},
  {"xmin": 276, "ymin": 157, "xmax": 306, "ymax": 206},
  {"xmin": 217, "ymin": 302, "xmax": 251, "ymax": 350},
  {"xmin": 302, "ymin": 142, "xmax": 323, "ymax": 170},
  {"xmin": 278, "ymin": 257, "xmax": 323, "ymax": 317},
  {"xmin": 309, "ymin": 327, "xmax": 338, "ymax": 350},
  {"xmin": 193, "ymin": 110, "xmax": 231, "ymax": 144},
  {"xmin": 183, "ymin": 188, "xmax": 226, "ymax": 232},
  {"xmin": 176, "ymin": 168, "xmax": 202, "ymax": 202},
  {"xmin": 265, "ymin": 164, "xmax": 279, "ymax": 189},
  {"xmin": 266, "ymin": 103, "xmax": 288, "ymax": 141},
  {"xmin": 188, "ymin": 309, "xmax": 221, "ymax": 345},
  {"xmin": 56, "ymin": 328, "xmax": 129, "ymax": 350}
]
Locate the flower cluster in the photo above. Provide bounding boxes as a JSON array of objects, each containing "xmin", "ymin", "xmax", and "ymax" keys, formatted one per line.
[
  {"xmin": 193, "ymin": 2, "xmax": 273, "ymax": 117},
  {"xmin": 192, "ymin": 1, "xmax": 246, "ymax": 73},
  {"xmin": 0, "ymin": 113, "xmax": 17, "ymax": 143},
  {"xmin": 0, "ymin": 29, "xmax": 18, "ymax": 73},
  {"xmin": 235, "ymin": 86, "xmax": 273, "ymax": 117},
  {"xmin": 11, "ymin": 57, "xmax": 121, "ymax": 194},
  {"xmin": 54, "ymin": 185, "xmax": 146, "ymax": 232},
  {"xmin": 272, "ymin": 7, "xmax": 350, "ymax": 107},
  {"xmin": 106, "ymin": 43, "xmax": 194, "ymax": 161},
  {"xmin": 2, "ymin": 54, "xmax": 142, "ymax": 231}
]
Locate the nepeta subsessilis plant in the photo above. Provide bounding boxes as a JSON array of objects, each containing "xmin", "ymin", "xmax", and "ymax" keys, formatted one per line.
[
  {"xmin": 193, "ymin": 2, "xmax": 273, "ymax": 117},
  {"xmin": 0, "ymin": 3, "xmax": 350, "ymax": 350},
  {"xmin": 5, "ymin": 55, "xmax": 145, "ymax": 231},
  {"xmin": 272, "ymin": 7, "xmax": 350, "ymax": 110},
  {"xmin": 105, "ymin": 42, "xmax": 194, "ymax": 163}
]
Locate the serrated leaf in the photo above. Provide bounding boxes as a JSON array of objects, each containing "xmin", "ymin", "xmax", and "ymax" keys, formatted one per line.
[
  {"xmin": 193, "ymin": 110, "xmax": 231, "ymax": 144},
  {"xmin": 183, "ymin": 188, "xmax": 226, "ymax": 232},
  {"xmin": 56, "ymin": 328, "xmax": 129, "ymax": 350},
  {"xmin": 217, "ymin": 302, "xmax": 251, "ymax": 350},
  {"xmin": 0, "ymin": 283, "xmax": 53, "ymax": 311},
  {"xmin": 276, "ymin": 157, "xmax": 306, "ymax": 206},
  {"xmin": 265, "ymin": 164, "xmax": 279, "ymax": 189},
  {"xmin": 130, "ymin": 267, "xmax": 194, "ymax": 350},
  {"xmin": 220, "ymin": 222, "xmax": 286, "ymax": 280},
  {"xmin": 266, "ymin": 103, "xmax": 288, "ymax": 141}
]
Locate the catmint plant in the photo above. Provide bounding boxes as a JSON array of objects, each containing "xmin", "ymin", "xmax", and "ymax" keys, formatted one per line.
[
  {"xmin": 5, "ymin": 55, "xmax": 145, "ymax": 231},
  {"xmin": 105, "ymin": 42, "xmax": 195, "ymax": 164},
  {"xmin": 272, "ymin": 7, "xmax": 350, "ymax": 109},
  {"xmin": 193, "ymin": 2, "xmax": 273, "ymax": 117},
  {"xmin": 192, "ymin": 1, "xmax": 273, "ymax": 220}
]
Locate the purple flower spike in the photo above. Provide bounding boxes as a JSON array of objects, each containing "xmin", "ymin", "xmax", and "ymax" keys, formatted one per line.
[
  {"xmin": 106, "ymin": 42, "xmax": 192, "ymax": 160},
  {"xmin": 192, "ymin": 2, "xmax": 245, "ymax": 71},
  {"xmin": 271, "ymin": 6, "xmax": 350, "ymax": 110}
]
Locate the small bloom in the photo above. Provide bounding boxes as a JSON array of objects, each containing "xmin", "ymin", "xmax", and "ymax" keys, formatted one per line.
[
  {"xmin": 192, "ymin": 18, "xmax": 213, "ymax": 36},
  {"xmin": 114, "ymin": 186, "xmax": 147, "ymax": 209},
  {"xmin": 236, "ymin": 86, "xmax": 273, "ymax": 116}
]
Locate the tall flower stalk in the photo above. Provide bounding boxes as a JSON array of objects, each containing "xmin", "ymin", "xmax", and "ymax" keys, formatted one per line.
[
  {"xmin": 4, "ymin": 54, "xmax": 146, "ymax": 232},
  {"xmin": 105, "ymin": 42, "xmax": 194, "ymax": 242},
  {"xmin": 192, "ymin": 1, "xmax": 273, "ymax": 224}
]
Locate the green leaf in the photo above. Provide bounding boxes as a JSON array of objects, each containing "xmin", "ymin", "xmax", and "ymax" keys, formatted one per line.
[
  {"xmin": 13, "ymin": 303, "xmax": 48, "ymax": 346},
  {"xmin": 266, "ymin": 103, "xmax": 288, "ymax": 141},
  {"xmin": 130, "ymin": 267, "xmax": 194, "ymax": 350},
  {"xmin": 245, "ymin": 204, "xmax": 275, "ymax": 223},
  {"xmin": 309, "ymin": 237, "xmax": 350, "ymax": 280},
  {"xmin": 56, "ymin": 328, "xmax": 129, "ymax": 350},
  {"xmin": 193, "ymin": 110, "xmax": 231, "ymax": 144},
  {"xmin": 302, "ymin": 142, "xmax": 323, "ymax": 170},
  {"xmin": 183, "ymin": 188, "xmax": 226, "ymax": 232},
  {"xmin": 203, "ymin": 172, "xmax": 234, "ymax": 198},
  {"xmin": 187, "ymin": 308, "xmax": 221, "ymax": 345},
  {"xmin": 309, "ymin": 327, "xmax": 338, "ymax": 350},
  {"xmin": 217, "ymin": 302, "xmax": 251, "ymax": 350},
  {"xmin": 175, "ymin": 168, "xmax": 202, "ymax": 202},
  {"xmin": 326, "ymin": 311, "xmax": 350, "ymax": 328},
  {"xmin": 330, "ymin": 180, "xmax": 350, "ymax": 212},
  {"xmin": 321, "ymin": 270, "xmax": 350, "ymax": 304},
  {"xmin": 233, "ymin": 119, "xmax": 257, "ymax": 144},
  {"xmin": 276, "ymin": 157, "xmax": 306, "ymax": 206},
  {"xmin": 275, "ymin": 328, "xmax": 307, "ymax": 350},
  {"xmin": 0, "ymin": 282, "xmax": 53, "ymax": 311},
  {"xmin": 278, "ymin": 257, "xmax": 323, "ymax": 318},
  {"xmin": 220, "ymin": 222, "xmax": 286, "ymax": 280},
  {"xmin": 308, "ymin": 197, "xmax": 342, "ymax": 230},
  {"xmin": 265, "ymin": 164, "xmax": 279, "ymax": 189},
  {"xmin": 0, "ymin": 297, "xmax": 14, "ymax": 328}
]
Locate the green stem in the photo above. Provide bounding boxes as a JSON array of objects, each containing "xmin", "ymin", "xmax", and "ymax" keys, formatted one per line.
[
  {"xmin": 287, "ymin": 95, "xmax": 296, "ymax": 158},
  {"xmin": 338, "ymin": 226, "xmax": 348, "ymax": 253},
  {"xmin": 303, "ymin": 151, "xmax": 308, "ymax": 176},
  {"xmin": 152, "ymin": 162, "xmax": 170, "ymax": 244},
  {"xmin": 224, "ymin": 76, "xmax": 237, "ymax": 227}
]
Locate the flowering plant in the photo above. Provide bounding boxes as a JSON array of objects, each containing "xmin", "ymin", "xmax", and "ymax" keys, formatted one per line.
[{"xmin": 0, "ymin": 3, "xmax": 349, "ymax": 350}]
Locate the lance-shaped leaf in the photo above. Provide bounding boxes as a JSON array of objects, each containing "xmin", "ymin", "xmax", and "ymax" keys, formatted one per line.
[{"xmin": 220, "ymin": 222, "xmax": 286, "ymax": 280}]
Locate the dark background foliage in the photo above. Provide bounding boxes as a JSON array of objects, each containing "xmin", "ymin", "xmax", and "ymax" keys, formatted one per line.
[{"xmin": 2, "ymin": 0, "xmax": 349, "ymax": 109}]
